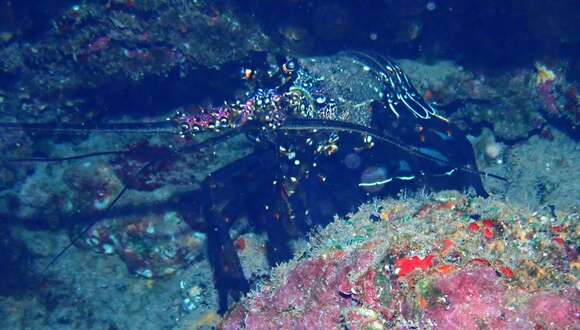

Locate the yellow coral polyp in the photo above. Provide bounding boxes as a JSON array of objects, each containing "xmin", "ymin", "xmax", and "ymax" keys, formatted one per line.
[{"xmin": 535, "ymin": 63, "xmax": 556, "ymax": 85}]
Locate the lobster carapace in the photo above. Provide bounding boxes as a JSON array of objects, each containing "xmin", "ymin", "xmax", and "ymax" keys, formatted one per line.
[{"xmin": 176, "ymin": 51, "xmax": 491, "ymax": 200}]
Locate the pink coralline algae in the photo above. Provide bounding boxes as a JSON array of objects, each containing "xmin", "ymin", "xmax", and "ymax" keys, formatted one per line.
[
  {"xmin": 423, "ymin": 267, "xmax": 507, "ymax": 329},
  {"xmin": 222, "ymin": 252, "xmax": 375, "ymax": 330},
  {"xmin": 221, "ymin": 192, "xmax": 579, "ymax": 329},
  {"xmin": 224, "ymin": 257, "xmax": 579, "ymax": 329},
  {"xmin": 424, "ymin": 267, "xmax": 579, "ymax": 329},
  {"xmin": 516, "ymin": 292, "xmax": 579, "ymax": 328}
]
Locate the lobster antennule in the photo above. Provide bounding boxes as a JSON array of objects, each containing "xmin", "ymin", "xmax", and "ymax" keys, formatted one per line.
[
  {"xmin": 21, "ymin": 127, "xmax": 247, "ymax": 275},
  {"xmin": 0, "ymin": 120, "xmax": 178, "ymax": 134}
]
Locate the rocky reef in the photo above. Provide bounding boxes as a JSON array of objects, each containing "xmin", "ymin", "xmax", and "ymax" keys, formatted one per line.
[{"xmin": 222, "ymin": 191, "xmax": 578, "ymax": 329}]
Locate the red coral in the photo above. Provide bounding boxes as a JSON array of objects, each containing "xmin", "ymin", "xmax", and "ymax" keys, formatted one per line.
[
  {"xmin": 552, "ymin": 237, "xmax": 565, "ymax": 246},
  {"xmin": 234, "ymin": 238, "xmax": 246, "ymax": 251},
  {"xmin": 483, "ymin": 228, "xmax": 494, "ymax": 239},
  {"xmin": 440, "ymin": 239, "xmax": 454, "ymax": 255},
  {"xmin": 467, "ymin": 222, "xmax": 480, "ymax": 232},
  {"xmin": 482, "ymin": 219, "xmax": 495, "ymax": 228},
  {"xmin": 395, "ymin": 255, "xmax": 435, "ymax": 277},
  {"xmin": 498, "ymin": 266, "xmax": 513, "ymax": 278},
  {"xmin": 469, "ymin": 258, "xmax": 491, "ymax": 266}
]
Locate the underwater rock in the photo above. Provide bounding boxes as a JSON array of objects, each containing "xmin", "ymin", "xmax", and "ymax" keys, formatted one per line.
[
  {"xmin": 499, "ymin": 128, "xmax": 580, "ymax": 213},
  {"xmin": 534, "ymin": 63, "xmax": 580, "ymax": 133},
  {"xmin": 399, "ymin": 60, "xmax": 547, "ymax": 141},
  {"xmin": 85, "ymin": 211, "xmax": 206, "ymax": 278},
  {"xmin": 221, "ymin": 191, "xmax": 579, "ymax": 329},
  {"xmin": 0, "ymin": 1, "xmax": 271, "ymax": 123}
]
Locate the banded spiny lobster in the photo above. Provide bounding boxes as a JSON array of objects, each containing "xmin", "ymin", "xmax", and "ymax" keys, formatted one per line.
[{"xmin": 0, "ymin": 51, "xmax": 505, "ymax": 312}]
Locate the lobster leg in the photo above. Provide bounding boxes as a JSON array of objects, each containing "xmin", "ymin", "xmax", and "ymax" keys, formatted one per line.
[
  {"xmin": 255, "ymin": 189, "xmax": 294, "ymax": 266},
  {"xmin": 199, "ymin": 146, "xmax": 283, "ymax": 313},
  {"xmin": 201, "ymin": 169, "xmax": 250, "ymax": 313},
  {"xmin": 204, "ymin": 205, "xmax": 248, "ymax": 314}
]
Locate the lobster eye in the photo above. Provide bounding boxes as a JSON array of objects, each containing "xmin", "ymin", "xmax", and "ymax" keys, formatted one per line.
[
  {"xmin": 180, "ymin": 123, "xmax": 191, "ymax": 133},
  {"xmin": 282, "ymin": 58, "xmax": 299, "ymax": 75}
]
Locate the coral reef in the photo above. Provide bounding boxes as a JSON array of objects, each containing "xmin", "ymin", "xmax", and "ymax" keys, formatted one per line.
[
  {"xmin": 534, "ymin": 63, "xmax": 580, "ymax": 132},
  {"xmin": 469, "ymin": 123, "xmax": 579, "ymax": 214},
  {"xmin": 400, "ymin": 58, "xmax": 580, "ymax": 142},
  {"xmin": 222, "ymin": 191, "xmax": 579, "ymax": 329},
  {"xmin": 400, "ymin": 60, "xmax": 545, "ymax": 141}
]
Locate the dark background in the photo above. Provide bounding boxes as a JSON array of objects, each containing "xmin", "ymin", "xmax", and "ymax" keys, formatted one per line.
[{"xmin": 2, "ymin": 0, "xmax": 579, "ymax": 73}]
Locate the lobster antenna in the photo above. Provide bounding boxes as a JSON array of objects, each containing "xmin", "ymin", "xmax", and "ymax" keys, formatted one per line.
[
  {"xmin": 0, "ymin": 121, "xmax": 178, "ymax": 134},
  {"xmin": 40, "ymin": 182, "xmax": 133, "ymax": 275},
  {"xmin": 2, "ymin": 126, "xmax": 245, "ymax": 163},
  {"xmin": 1, "ymin": 150, "xmax": 129, "ymax": 162},
  {"xmin": 39, "ymin": 160, "xmax": 153, "ymax": 277},
  {"xmin": 38, "ymin": 128, "xmax": 245, "ymax": 275},
  {"xmin": 282, "ymin": 119, "xmax": 508, "ymax": 182}
]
